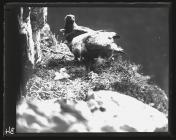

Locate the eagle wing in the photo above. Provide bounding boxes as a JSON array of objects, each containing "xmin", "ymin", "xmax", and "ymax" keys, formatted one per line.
[
  {"xmin": 84, "ymin": 31, "xmax": 123, "ymax": 52},
  {"xmin": 74, "ymin": 24, "xmax": 95, "ymax": 33}
]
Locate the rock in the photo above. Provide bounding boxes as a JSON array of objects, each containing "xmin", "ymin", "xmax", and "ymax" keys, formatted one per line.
[
  {"xmin": 86, "ymin": 90, "xmax": 168, "ymax": 132},
  {"xmin": 16, "ymin": 98, "xmax": 88, "ymax": 133},
  {"xmin": 16, "ymin": 90, "xmax": 168, "ymax": 132}
]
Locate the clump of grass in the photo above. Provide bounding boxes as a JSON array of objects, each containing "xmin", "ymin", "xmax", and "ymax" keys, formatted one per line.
[
  {"xmin": 25, "ymin": 73, "xmax": 90, "ymax": 102},
  {"xmin": 88, "ymin": 55, "xmax": 168, "ymax": 114},
  {"xmin": 26, "ymin": 53, "xmax": 168, "ymax": 114}
]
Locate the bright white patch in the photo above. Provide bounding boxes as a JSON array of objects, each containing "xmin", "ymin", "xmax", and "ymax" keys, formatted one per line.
[
  {"xmin": 54, "ymin": 68, "xmax": 70, "ymax": 80},
  {"xmin": 92, "ymin": 91, "xmax": 168, "ymax": 132}
]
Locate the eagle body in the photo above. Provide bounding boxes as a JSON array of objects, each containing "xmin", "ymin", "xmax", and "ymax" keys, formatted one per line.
[
  {"xmin": 70, "ymin": 31, "xmax": 122, "ymax": 62},
  {"xmin": 60, "ymin": 14, "xmax": 125, "ymax": 69}
]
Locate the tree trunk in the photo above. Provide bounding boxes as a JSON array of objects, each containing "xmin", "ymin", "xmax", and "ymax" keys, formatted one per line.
[
  {"xmin": 18, "ymin": 7, "xmax": 48, "ymax": 68},
  {"xmin": 30, "ymin": 7, "xmax": 47, "ymax": 65},
  {"xmin": 18, "ymin": 7, "xmax": 35, "ymax": 67},
  {"xmin": 4, "ymin": 6, "xmax": 48, "ymax": 133},
  {"xmin": 18, "ymin": 7, "xmax": 48, "ymax": 95}
]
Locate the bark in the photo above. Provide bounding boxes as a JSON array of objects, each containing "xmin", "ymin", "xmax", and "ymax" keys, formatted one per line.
[
  {"xmin": 30, "ymin": 7, "xmax": 47, "ymax": 65},
  {"xmin": 17, "ymin": 7, "xmax": 48, "ymax": 96},
  {"xmin": 18, "ymin": 7, "xmax": 47, "ymax": 68},
  {"xmin": 18, "ymin": 7, "xmax": 35, "ymax": 66}
]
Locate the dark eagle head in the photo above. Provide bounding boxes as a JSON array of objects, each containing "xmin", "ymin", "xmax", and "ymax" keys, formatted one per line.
[{"xmin": 65, "ymin": 14, "xmax": 75, "ymax": 24}]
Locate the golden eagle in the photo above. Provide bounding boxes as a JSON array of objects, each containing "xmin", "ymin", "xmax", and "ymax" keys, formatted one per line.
[
  {"xmin": 60, "ymin": 14, "xmax": 127, "ymax": 70},
  {"xmin": 69, "ymin": 30, "xmax": 123, "ymax": 62},
  {"xmin": 60, "ymin": 14, "xmax": 95, "ymax": 43}
]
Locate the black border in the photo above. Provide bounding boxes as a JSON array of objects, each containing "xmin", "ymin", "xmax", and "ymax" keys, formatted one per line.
[{"xmin": 2, "ymin": 0, "xmax": 176, "ymax": 139}]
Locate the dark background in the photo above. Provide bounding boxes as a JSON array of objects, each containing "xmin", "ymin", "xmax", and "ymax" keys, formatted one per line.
[{"xmin": 48, "ymin": 7, "xmax": 169, "ymax": 94}]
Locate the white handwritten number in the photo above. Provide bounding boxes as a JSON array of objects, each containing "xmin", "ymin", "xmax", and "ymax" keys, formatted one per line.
[{"xmin": 5, "ymin": 126, "xmax": 15, "ymax": 135}]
